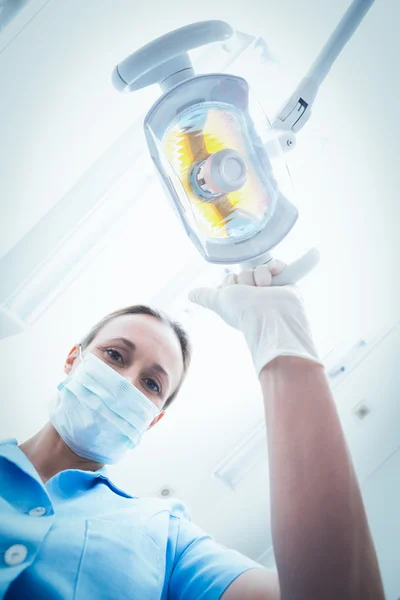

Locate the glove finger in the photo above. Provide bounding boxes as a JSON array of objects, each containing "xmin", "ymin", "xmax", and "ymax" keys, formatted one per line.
[
  {"xmin": 188, "ymin": 287, "xmax": 220, "ymax": 311},
  {"xmin": 237, "ymin": 269, "xmax": 256, "ymax": 286},
  {"xmin": 268, "ymin": 258, "xmax": 286, "ymax": 276},
  {"xmin": 219, "ymin": 272, "xmax": 238, "ymax": 288},
  {"xmin": 253, "ymin": 264, "xmax": 272, "ymax": 286}
]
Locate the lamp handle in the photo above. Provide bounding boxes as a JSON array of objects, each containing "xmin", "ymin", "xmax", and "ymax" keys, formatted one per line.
[
  {"xmin": 270, "ymin": 247, "xmax": 320, "ymax": 286},
  {"xmin": 112, "ymin": 20, "xmax": 233, "ymax": 93}
]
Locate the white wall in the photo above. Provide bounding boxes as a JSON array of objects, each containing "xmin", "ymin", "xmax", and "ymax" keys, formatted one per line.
[{"xmin": 362, "ymin": 449, "xmax": 400, "ymax": 600}]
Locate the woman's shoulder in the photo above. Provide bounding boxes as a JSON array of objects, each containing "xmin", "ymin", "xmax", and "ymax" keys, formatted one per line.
[{"xmin": 133, "ymin": 495, "xmax": 192, "ymax": 521}]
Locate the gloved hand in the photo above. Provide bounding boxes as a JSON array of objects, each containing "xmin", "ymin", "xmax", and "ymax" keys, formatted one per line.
[{"xmin": 188, "ymin": 260, "xmax": 323, "ymax": 377}]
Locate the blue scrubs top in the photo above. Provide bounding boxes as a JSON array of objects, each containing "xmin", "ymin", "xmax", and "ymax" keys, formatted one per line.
[{"xmin": 0, "ymin": 439, "xmax": 262, "ymax": 599}]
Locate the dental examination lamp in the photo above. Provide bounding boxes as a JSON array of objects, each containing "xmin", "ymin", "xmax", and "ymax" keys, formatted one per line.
[
  {"xmin": 0, "ymin": 0, "xmax": 376, "ymax": 341},
  {"xmin": 112, "ymin": 0, "xmax": 376, "ymax": 285}
]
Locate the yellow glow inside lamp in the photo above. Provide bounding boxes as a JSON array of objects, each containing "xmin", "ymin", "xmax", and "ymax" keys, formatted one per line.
[{"xmin": 112, "ymin": 0, "xmax": 376, "ymax": 285}]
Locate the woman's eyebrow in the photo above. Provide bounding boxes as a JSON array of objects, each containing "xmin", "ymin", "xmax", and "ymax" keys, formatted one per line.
[
  {"xmin": 107, "ymin": 337, "xmax": 136, "ymax": 351},
  {"xmin": 150, "ymin": 363, "xmax": 170, "ymax": 385}
]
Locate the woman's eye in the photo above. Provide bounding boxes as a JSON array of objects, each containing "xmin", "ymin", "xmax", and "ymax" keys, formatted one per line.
[
  {"xmin": 106, "ymin": 349, "xmax": 124, "ymax": 363},
  {"xmin": 145, "ymin": 378, "xmax": 161, "ymax": 394}
]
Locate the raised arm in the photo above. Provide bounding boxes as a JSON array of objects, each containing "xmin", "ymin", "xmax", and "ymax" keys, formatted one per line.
[
  {"xmin": 259, "ymin": 356, "xmax": 384, "ymax": 599},
  {"xmin": 189, "ymin": 263, "xmax": 384, "ymax": 600}
]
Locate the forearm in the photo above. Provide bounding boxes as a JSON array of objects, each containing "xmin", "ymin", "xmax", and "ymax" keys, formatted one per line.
[{"xmin": 260, "ymin": 356, "xmax": 384, "ymax": 600}]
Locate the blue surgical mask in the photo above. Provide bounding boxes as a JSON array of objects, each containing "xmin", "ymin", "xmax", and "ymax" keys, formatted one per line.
[{"xmin": 50, "ymin": 350, "xmax": 160, "ymax": 464}]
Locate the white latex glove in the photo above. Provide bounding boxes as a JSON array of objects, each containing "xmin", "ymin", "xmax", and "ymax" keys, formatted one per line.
[{"xmin": 188, "ymin": 260, "xmax": 323, "ymax": 377}]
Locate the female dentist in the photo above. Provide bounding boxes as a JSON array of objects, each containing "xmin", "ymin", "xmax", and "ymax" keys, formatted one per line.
[{"xmin": 0, "ymin": 261, "xmax": 384, "ymax": 600}]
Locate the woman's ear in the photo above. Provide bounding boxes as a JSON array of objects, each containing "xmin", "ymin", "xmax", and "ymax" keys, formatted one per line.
[
  {"xmin": 64, "ymin": 345, "xmax": 80, "ymax": 375},
  {"xmin": 147, "ymin": 411, "xmax": 165, "ymax": 430}
]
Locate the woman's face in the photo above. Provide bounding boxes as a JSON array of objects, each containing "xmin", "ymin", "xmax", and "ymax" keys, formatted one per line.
[{"xmin": 66, "ymin": 314, "xmax": 185, "ymax": 413}]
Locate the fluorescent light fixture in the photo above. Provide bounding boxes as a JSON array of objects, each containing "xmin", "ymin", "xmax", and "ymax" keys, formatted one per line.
[
  {"xmin": 323, "ymin": 323, "xmax": 398, "ymax": 388},
  {"xmin": 211, "ymin": 346, "xmax": 365, "ymax": 493},
  {"xmin": 0, "ymin": 0, "xmax": 49, "ymax": 53},
  {"xmin": 0, "ymin": 116, "xmax": 151, "ymax": 338},
  {"xmin": 1, "ymin": 29, "xmax": 275, "ymax": 340},
  {"xmin": 257, "ymin": 546, "xmax": 276, "ymax": 569},
  {"xmin": 212, "ymin": 323, "xmax": 398, "ymax": 493},
  {"xmin": 0, "ymin": 0, "xmax": 33, "ymax": 31},
  {"xmin": 213, "ymin": 421, "xmax": 267, "ymax": 491}
]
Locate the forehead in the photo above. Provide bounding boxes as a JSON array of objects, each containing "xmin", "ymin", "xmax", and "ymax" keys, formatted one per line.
[{"xmin": 93, "ymin": 313, "xmax": 183, "ymax": 368}]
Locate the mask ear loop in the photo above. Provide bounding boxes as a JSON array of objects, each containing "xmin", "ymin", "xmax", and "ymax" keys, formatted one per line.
[{"xmin": 79, "ymin": 344, "xmax": 84, "ymax": 362}]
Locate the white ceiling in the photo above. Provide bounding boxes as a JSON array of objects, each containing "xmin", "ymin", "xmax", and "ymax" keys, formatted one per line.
[{"xmin": 1, "ymin": 0, "xmax": 399, "ymax": 568}]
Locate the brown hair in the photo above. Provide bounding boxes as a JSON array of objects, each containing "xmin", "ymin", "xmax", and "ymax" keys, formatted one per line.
[{"xmin": 79, "ymin": 305, "xmax": 192, "ymax": 410}]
